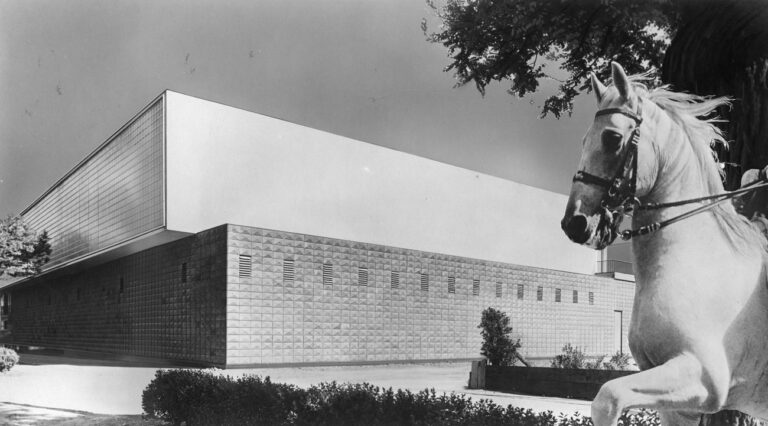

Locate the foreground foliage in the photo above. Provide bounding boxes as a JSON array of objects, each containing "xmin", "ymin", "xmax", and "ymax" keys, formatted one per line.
[
  {"xmin": 142, "ymin": 369, "xmax": 661, "ymax": 425},
  {"xmin": 0, "ymin": 346, "xmax": 19, "ymax": 372}
]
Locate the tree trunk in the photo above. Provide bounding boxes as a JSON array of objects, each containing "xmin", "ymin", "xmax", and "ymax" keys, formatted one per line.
[
  {"xmin": 663, "ymin": 2, "xmax": 768, "ymax": 425},
  {"xmin": 663, "ymin": 0, "xmax": 768, "ymax": 190}
]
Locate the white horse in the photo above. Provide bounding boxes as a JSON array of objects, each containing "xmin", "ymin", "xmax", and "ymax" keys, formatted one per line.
[{"xmin": 561, "ymin": 62, "xmax": 768, "ymax": 426}]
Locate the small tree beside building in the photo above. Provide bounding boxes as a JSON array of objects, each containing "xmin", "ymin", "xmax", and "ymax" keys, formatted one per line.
[
  {"xmin": 0, "ymin": 215, "xmax": 51, "ymax": 278},
  {"xmin": 478, "ymin": 307, "xmax": 521, "ymax": 366}
]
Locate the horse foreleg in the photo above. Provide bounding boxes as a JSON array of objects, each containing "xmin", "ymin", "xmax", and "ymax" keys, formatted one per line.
[{"xmin": 591, "ymin": 354, "xmax": 722, "ymax": 426}]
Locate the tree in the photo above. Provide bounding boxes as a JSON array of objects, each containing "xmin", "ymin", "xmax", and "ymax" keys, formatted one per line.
[
  {"xmin": 478, "ymin": 307, "xmax": 521, "ymax": 366},
  {"xmin": 0, "ymin": 216, "xmax": 51, "ymax": 278},
  {"xmin": 424, "ymin": 0, "xmax": 768, "ymax": 189}
]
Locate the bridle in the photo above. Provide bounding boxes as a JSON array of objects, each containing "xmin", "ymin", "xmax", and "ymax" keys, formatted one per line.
[
  {"xmin": 573, "ymin": 102, "xmax": 768, "ymax": 242},
  {"xmin": 572, "ymin": 105, "xmax": 642, "ymax": 241},
  {"xmin": 573, "ymin": 106, "xmax": 642, "ymax": 214}
]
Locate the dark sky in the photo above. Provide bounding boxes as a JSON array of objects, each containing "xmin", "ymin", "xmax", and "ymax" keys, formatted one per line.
[{"xmin": 0, "ymin": 0, "xmax": 593, "ymax": 218}]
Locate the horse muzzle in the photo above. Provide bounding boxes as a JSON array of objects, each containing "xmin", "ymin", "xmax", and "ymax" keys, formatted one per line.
[{"xmin": 561, "ymin": 206, "xmax": 623, "ymax": 250}]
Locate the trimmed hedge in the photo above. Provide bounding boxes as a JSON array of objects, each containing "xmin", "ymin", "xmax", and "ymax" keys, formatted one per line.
[
  {"xmin": 142, "ymin": 370, "xmax": 303, "ymax": 425},
  {"xmin": 142, "ymin": 369, "xmax": 661, "ymax": 425},
  {"xmin": 0, "ymin": 347, "xmax": 19, "ymax": 372}
]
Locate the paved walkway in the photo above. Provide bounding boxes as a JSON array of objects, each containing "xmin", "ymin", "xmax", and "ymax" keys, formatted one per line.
[{"xmin": 0, "ymin": 352, "xmax": 592, "ymax": 421}]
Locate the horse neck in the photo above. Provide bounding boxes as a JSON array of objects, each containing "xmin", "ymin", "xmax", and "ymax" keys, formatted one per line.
[
  {"xmin": 639, "ymin": 104, "xmax": 712, "ymax": 209},
  {"xmin": 631, "ymin": 103, "xmax": 724, "ymax": 269}
]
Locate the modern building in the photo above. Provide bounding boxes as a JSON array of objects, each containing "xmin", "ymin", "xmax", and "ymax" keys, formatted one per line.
[{"xmin": 0, "ymin": 91, "xmax": 635, "ymax": 367}]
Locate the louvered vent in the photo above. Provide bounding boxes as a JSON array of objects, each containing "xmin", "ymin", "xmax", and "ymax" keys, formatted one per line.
[
  {"xmin": 358, "ymin": 267, "xmax": 369, "ymax": 286},
  {"xmin": 322, "ymin": 263, "xmax": 333, "ymax": 286},
  {"xmin": 472, "ymin": 279, "xmax": 480, "ymax": 296},
  {"xmin": 391, "ymin": 271, "xmax": 400, "ymax": 289},
  {"xmin": 589, "ymin": 291, "xmax": 595, "ymax": 305},
  {"xmin": 573, "ymin": 290, "xmax": 578, "ymax": 303},
  {"xmin": 555, "ymin": 288, "xmax": 562, "ymax": 302},
  {"xmin": 420, "ymin": 273, "xmax": 429, "ymax": 291},
  {"xmin": 495, "ymin": 282, "xmax": 502, "ymax": 298},
  {"xmin": 517, "ymin": 284, "xmax": 524, "ymax": 299},
  {"xmin": 181, "ymin": 262, "xmax": 188, "ymax": 283},
  {"xmin": 537, "ymin": 286, "xmax": 543, "ymax": 301},
  {"xmin": 283, "ymin": 259, "xmax": 295, "ymax": 284},
  {"xmin": 239, "ymin": 255, "xmax": 252, "ymax": 278},
  {"xmin": 447, "ymin": 276, "xmax": 456, "ymax": 294}
]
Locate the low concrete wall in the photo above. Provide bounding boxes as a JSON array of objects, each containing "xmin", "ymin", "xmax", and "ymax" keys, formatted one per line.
[{"xmin": 485, "ymin": 365, "xmax": 635, "ymax": 400}]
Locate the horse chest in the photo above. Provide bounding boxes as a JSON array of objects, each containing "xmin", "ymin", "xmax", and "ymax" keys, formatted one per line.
[{"xmin": 627, "ymin": 269, "xmax": 743, "ymax": 367}]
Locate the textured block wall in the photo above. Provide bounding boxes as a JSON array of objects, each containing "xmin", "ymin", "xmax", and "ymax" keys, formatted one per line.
[
  {"xmin": 225, "ymin": 225, "xmax": 634, "ymax": 366},
  {"xmin": 9, "ymin": 226, "xmax": 228, "ymax": 365}
]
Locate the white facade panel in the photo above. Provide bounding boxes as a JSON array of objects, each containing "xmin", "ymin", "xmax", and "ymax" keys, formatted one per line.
[{"xmin": 165, "ymin": 91, "xmax": 597, "ymax": 274}]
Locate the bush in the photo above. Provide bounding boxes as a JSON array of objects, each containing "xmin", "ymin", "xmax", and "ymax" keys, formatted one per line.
[
  {"xmin": 550, "ymin": 345, "xmax": 638, "ymax": 373},
  {"xmin": 141, "ymin": 368, "xmax": 662, "ymax": 425},
  {"xmin": 478, "ymin": 307, "xmax": 522, "ymax": 366},
  {"xmin": 551, "ymin": 346, "xmax": 635, "ymax": 371},
  {"xmin": 0, "ymin": 346, "xmax": 19, "ymax": 372},
  {"xmin": 551, "ymin": 343, "xmax": 586, "ymax": 369},
  {"xmin": 604, "ymin": 351, "xmax": 632, "ymax": 371},
  {"xmin": 142, "ymin": 369, "xmax": 304, "ymax": 425}
]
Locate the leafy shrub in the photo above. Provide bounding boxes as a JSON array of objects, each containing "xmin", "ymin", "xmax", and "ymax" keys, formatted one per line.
[
  {"xmin": 479, "ymin": 307, "xmax": 522, "ymax": 366},
  {"xmin": 551, "ymin": 345, "xmax": 635, "ymax": 371},
  {"xmin": 0, "ymin": 346, "xmax": 19, "ymax": 372},
  {"xmin": 584, "ymin": 355, "xmax": 605, "ymax": 370},
  {"xmin": 604, "ymin": 351, "xmax": 632, "ymax": 371},
  {"xmin": 142, "ymin": 369, "xmax": 304, "ymax": 425},
  {"xmin": 551, "ymin": 343, "xmax": 586, "ymax": 369},
  {"xmin": 141, "ymin": 369, "xmax": 662, "ymax": 425}
]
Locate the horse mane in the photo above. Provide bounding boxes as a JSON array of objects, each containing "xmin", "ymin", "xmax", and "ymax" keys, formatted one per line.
[{"xmin": 625, "ymin": 76, "xmax": 767, "ymax": 252}]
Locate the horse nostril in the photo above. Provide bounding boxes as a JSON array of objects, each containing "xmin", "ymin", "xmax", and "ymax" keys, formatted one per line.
[{"xmin": 562, "ymin": 215, "xmax": 590, "ymax": 244}]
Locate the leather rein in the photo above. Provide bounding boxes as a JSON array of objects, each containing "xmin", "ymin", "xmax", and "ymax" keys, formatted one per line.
[{"xmin": 573, "ymin": 105, "xmax": 768, "ymax": 241}]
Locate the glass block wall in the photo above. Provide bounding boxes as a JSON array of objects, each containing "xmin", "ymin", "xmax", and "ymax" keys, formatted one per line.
[
  {"xmin": 8, "ymin": 226, "xmax": 227, "ymax": 365},
  {"xmin": 22, "ymin": 98, "xmax": 165, "ymax": 269}
]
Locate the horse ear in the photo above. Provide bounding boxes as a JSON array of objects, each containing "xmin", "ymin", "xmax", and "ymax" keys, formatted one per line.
[
  {"xmin": 590, "ymin": 72, "xmax": 607, "ymax": 105},
  {"xmin": 611, "ymin": 62, "xmax": 633, "ymax": 100}
]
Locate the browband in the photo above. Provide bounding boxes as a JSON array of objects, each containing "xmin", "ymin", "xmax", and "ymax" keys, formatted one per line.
[
  {"xmin": 572, "ymin": 170, "xmax": 612, "ymax": 188},
  {"xmin": 594, "ymin": 108, "xmax": 642, "ymax": 125}
]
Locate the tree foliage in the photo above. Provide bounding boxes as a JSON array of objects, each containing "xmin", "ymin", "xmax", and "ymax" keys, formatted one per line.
[
  {"xmin": 478, "ymin": 307, "xmax": 521, "ymax": 366},
  {"xmin": 424, "ymin": 0, "xmax": 674, "ymax": 118},
  {"xmin": 425, "ymin": 0, "xmax": 768, "ymax": 188},
  {"xmin": 0, "ymin": 216, "xmax": 51, "ymax": 278}
]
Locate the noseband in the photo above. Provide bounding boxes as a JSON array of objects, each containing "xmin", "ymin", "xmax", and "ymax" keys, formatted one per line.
[{"xmin": 573, "ymin": 106, "xmax": 642, "ymax": 216}]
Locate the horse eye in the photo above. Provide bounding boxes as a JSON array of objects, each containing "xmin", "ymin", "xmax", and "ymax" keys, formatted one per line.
[{"xmin": 602, "ymin": 130, "xmax": 623, "ymax": 151}]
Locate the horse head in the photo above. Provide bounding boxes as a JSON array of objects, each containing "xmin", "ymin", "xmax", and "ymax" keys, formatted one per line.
[{"xmin": 561, "ymin": 62, "xmax": 657, "ymax": 250}]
